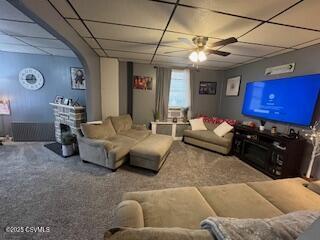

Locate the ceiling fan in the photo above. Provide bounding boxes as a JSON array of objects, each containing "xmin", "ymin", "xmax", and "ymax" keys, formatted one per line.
[{"xmin": 164, "ymin": 36, "xmax": 237, "ymax": 63}]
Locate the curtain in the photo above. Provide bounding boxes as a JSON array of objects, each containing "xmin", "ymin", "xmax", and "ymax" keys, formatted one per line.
[{"xmin": 155, "ymin": 67, "xmax": 172, "ymax": 121}]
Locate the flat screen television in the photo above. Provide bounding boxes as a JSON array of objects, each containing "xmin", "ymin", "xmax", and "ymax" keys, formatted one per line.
[{"xmin": 242, "ymin": 74, "xmax": 320, "ymax": 126}]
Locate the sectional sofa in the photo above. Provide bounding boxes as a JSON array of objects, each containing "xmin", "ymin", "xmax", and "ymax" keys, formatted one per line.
[
  {"xmin": 105, "ymin": 178, "xmax": 320, "ymax": 239},
  {"xmin": 77, "ymin": 114, "xmax": 173, "ymax": 172}
]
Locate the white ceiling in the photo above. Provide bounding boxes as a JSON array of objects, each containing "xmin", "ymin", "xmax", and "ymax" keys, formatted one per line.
[
  {"xmin": 43, "ymin": 0, "xmax": 320, "ymax": 69},
  {"xmin": 0, "ymin": 0, "xmax": 76, "ymax": 58}
]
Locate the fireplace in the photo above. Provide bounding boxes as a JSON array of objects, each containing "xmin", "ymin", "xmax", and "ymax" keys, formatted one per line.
[{"xmin": 50, "ymin": 103, "xmax": 86, "ymax": 143}]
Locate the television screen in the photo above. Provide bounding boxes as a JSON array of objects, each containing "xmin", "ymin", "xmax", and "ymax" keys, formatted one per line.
[{"xmin": 242, "ymin": 74, "xmax": 320, "ymax": 126}]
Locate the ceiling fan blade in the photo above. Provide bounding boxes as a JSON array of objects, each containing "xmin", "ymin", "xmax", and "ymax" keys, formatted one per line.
[
  {"xmin": 210, "ymin": 37, "xmax": 237, "ymax": 47},
  {"xmin": 163, "ymin": 49, "xmax": 190, "ymax": 54},
  {"xmin": 177, "ymin": 37, "xmax": 195, "ymax": 47},
  {"xmin": 207, "ymin": 49, "xmax": 231, "ymax": 56}
]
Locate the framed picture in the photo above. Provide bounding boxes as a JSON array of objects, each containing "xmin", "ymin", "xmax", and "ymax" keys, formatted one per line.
[
  {"xmin": 199, "ymin": 81, "xmax": 217, "ymax": 95},
  {"xmin": 63, "ymin": 98, "xmax": 70, "ymax": 105},
  {"xmin": 226, "ymin": 76, "xmax": 241, "ymax": 96},
  {"xmin": 54, "ymin": 95, "xmax": 64, "ymax": 104},
  {"xmin": 133, "ymin": 75, "xmax": 152, "ymax": 90},
  {"xmin": 0, "ymin": 98, "xmax": 10, "ymax": 115},
  {"xmin": 71, "ymin": 67, "xmax": 86, "ymax": 90}
]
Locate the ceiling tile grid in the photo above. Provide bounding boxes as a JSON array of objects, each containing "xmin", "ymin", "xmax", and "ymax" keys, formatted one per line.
[
  {"xmin": 46, "ymin": 0, "xmax": 320, "ymax": 69},
  {"xmin": 0, "ymin": 1, "xmax": 77, "ymax": 58}
]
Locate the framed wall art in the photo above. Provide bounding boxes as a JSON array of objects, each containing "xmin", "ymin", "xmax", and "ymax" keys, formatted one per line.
[
  {"xmin": 199, "ymin": 81, "xmax": 217, "ymax": 95},
  {"xmin": 133, "ymin": 75, "xmax": 153, "ymax": 90},
  {"xmin": 226, "ymin": 76, "xmax": 241, "ymax": 96},
  {"xmin": 0, "ymin": 98, "xmax": 10, "ymax": 115},
  {"xmin": 71, "ymin": 67, "xmax": 86, "ymax": 90}
]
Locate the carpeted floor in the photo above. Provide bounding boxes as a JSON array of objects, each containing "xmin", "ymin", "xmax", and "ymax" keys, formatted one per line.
[{"xmin": 0, "ymin": 141, "xmax": 270, "ymax": 240}]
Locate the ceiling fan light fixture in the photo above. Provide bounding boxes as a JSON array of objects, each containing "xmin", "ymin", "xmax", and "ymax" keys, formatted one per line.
[
  {"xmin": 198, "ymin": 51, "xmax": 207, "ymax": 62},
  {"xmin": 189, "ymin": 51, "xmax": 198, "ymax": 62}
]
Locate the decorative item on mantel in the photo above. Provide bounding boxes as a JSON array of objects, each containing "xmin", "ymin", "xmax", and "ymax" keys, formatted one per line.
[
  {"xmin": 303, "ymin": 121, "xmax": 320, "ymax": 179},
  {"xmin": 49, "ymin": 100, "xmax": 86, "ymax": 144}
]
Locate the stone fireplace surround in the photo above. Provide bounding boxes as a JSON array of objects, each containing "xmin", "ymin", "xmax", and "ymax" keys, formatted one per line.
[{"xmin": 49, "ymin": 103, "xmax": 86, "ymax": 143}]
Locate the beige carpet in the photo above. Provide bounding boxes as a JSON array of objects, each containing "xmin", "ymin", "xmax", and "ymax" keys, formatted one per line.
[{"xmin": 0, "ymin": 141, "xmax": 269, "ymax": 240}]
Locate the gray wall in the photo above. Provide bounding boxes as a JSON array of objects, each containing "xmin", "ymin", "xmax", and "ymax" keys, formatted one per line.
[
  {"xmin": 119, "ymin": 61, "xmax": 128, "ymax": 115},
  {"xmin": 130, "ymin": 63, "xmax": 224, "ymax": 125},
  {"xmin": 0, "ymin": 51, "xmax": 84, "ymax": 136},
  {"xmin": 11, "ymin": 0, "xmax": 101, "ymax": 121},
  {"xmin": 132, "ymin": 63, "xmax": 157, "ymax": 124},
  {"xmin": 220, "ymin": 43, "xmax": 320, "ymax": 178},
  {"xmin": 190, "ymin": 69, "xmax": 224, "ymax": 117},
  {"xmin": 221, "ymin": 44, "xmax": 320, "ymax": 132}
]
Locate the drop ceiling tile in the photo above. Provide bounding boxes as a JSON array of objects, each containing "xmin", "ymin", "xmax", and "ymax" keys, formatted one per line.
[
  {"xmin": 67, "ymin": 19, "xmax": 91, "ymax": 37},
  {"xmin": 49, "ymin": 0, "xmax": 78, "ymax": 18},
  {"xmin": 98, "ymin": 39, "xmax": 157, "ymax": 54},
  {"xmin": 239, "ymin": 23, "xmax": 320, "ymax": 48},
  {"xmin": 86, "ymin": 21, "xmax": 163, "ymax": 43},
  {"xmin": 16, "ymin": 37, "xmax": 69, "ymax": 49},
  {"xmin": 153, "ymin": 61, "xmax": 189, "ymax": 68},
  {"xmin": 157, "ymin": 45, "xmax": 190, "ymax": 57},
  {"xmin": 153, "ymin": 55, "xmax": 190, "ymax": 64},
  {"xmin": 106, "ymin": 50, "xmax": 152, "ymax": 61},
  {"xmin": 219, "ymin": 42, "xmax": 285, "ymax": 57},
  {"xmin": 0, "ymin": 35, "xmax": 27, "ymax": 45},
  {"xmin": 162, "ymin": 31, "xmax": 220, "ymax": 48},
  {"xmin": 180, "ymin": 0, "xmax": 299, "ymax": 21},
  {"xmin": 84, "ymin": 37, "xmax": 100, "ymax": 48},
  {"xmin": 293, "ymin": 38, "xmax": 320, "ymax": 49},
  {"xmin": 94, "ymin": 48, "xmax": 106, "ymax": 57},
  {"xmin": 263, "ymin": 48, "xmax": 295, "ymax": 58},
  {"xmin": 0, "ymin": 43, "xmax": 48, "ymax": 55},
  {"xmin": 69, "ymin": 0, "xmax": 173, "ymax": 30},
  {"xmin": 0, "ymin": 20, "xmax": 55, "ymax": 39},
  {"xmin": 207, "ymin": 53, "xmax": 254, "ymax": 63},
  {"xmin": 200, "ymin": 60, "xmax": 235, "ymax": 68},
  {"xmin": 168, "ymin": 6, "xmax": 259, "ymax": 38},
  {"xmin": 0, "ymin": 0, "xmax": 33, "ymax": 22},
  {"xmin": 39, "ymin": 47, "xmax": 77, "ymax": 57},
  {"xmin": 273, "ymin": 0, "xmax": 320, "ymax": 30}
]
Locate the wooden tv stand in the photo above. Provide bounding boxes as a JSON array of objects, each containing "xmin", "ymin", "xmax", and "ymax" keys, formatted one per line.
[{"xmin": 232, "ymin": 125, "xmax": 306, "ymax": 179}]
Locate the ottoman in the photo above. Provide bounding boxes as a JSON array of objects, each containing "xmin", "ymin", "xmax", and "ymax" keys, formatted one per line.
[{"xmin": 130, "ymin": 134, "xmax": 173, "ymax": 172}]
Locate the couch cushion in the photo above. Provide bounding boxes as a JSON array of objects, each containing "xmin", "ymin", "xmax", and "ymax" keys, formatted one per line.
[
  {"xmin": 110, "ymin": 115, "xmax": 133, "ymax": 133},
  {"xmin": 130, "ymin": 134, "xmax": 173, "ymax": 161},
  {"xmin": 247, "ymin": 178, "xmax": 320, "ymax": 213},
  {"xmin": 107, "ymin": 135, "xmax": 137, "ymax": 161},
  {"xmin": 198, "ymin": 183, "xmax": 283, "ymax": 219},
  {"xmin": 80, "ymin": 118, "xmax": 116, "ymax": 139},
  {"xmin": 123, "ymin": 187, "xmax": 216, "ymax": 229},
  {"xmin": 119, "ymin": 129, "xmax": 151, "ymax": 141},
  {"xmin": 184, "ymin": 130, "xmax": 232, "ymax": 147}
]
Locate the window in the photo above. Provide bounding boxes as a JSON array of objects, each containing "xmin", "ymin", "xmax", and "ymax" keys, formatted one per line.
[{"xmin": 168, "ymin": 69, "xmax": 190, "ymax": 108}]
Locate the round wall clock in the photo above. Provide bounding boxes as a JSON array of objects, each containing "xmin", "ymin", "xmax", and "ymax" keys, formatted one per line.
[{"xmin": 19, "ymin": 68, "xmax": 44, "ymax": 90}]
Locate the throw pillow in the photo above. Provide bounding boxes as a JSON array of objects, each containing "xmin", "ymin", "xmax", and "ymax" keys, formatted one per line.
[
  {"xmin": 213, "ymin": 121, "xmax": 233, "ymax": 137},
  {"xmin": 189, "ymin": 118, "xmax": 207, "ymax": 131},
  {"xmin": 80, "ymin": 118, "xmax": 116, "ymax": 139}
]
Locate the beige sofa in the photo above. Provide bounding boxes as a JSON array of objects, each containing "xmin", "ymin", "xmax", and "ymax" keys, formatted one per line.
[
  {"xmin": 77, "ymin": 115, "xmax": 151, "ymax": 171},
  {"xmin": 106, "ymin": 178, "xmax": 320, "ymax": 239},
  {"xmin": 183, "ymin": 122, "xmax": 234, "ymax": 155}
]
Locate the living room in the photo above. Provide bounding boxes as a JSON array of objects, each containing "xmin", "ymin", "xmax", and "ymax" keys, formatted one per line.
[{"xmin": 1, "ymin": 0, "xmax": 320, "ymax": 239}]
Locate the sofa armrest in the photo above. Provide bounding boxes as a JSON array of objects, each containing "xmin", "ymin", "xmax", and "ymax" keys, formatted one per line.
[
  {"xmin": 223, "ymin": 132, "xmax": 234, "ymax": 141},
  {"xmin": 132, "ymin": 124, "xmax": 147, "ymax": 131},
  {"xmin": 115, "ymin": 200, "xmax": 144, "ymax": 228},
  {"xmin": 77, "ymin": 136, "xmax": 114, "ymax": 151}
]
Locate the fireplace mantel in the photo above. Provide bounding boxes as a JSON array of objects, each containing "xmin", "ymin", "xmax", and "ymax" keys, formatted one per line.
[{"xmin": 49, "ymin": 103, "xmax": 86, "ymax": 143}]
